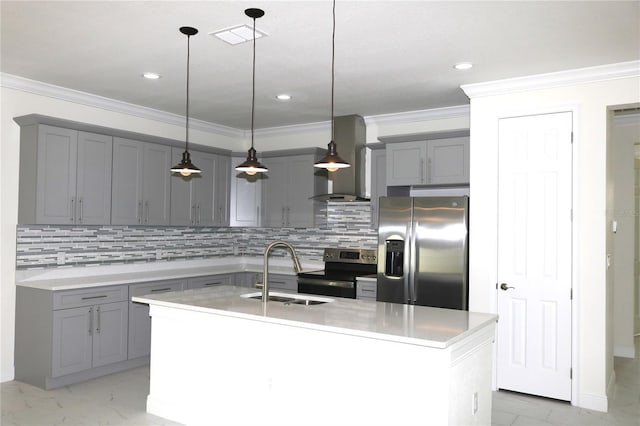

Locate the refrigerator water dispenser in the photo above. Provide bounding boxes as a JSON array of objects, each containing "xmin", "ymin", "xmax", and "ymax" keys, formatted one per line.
[{"xmin": 384, "ymin": 240, "xmax": 404, "ymax": 277}]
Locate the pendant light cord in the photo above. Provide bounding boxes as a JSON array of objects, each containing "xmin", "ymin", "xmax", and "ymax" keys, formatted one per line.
[
  {"xmin": 251, "ymin": 17, "xmax": 257, "ymax": 150},
  {"xmin": 331, "ymin": 0, "xmax": 336, "ymax": 142},
  {"xmin": 185, "ymin": 33, "xmax": 191, "ymax": 153}
]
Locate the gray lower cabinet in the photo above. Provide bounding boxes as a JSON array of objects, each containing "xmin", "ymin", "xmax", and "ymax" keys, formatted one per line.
[
  {"xmin": 52, "ymin": 301, "xmax": 128, "ymax": 377},
  {"xmin": 235, "ymin": 272, "xmax": 260, "ymax": 288},
  {"xmin": 265, "ymin": 273, "xmax": 298, "ymax": 292},
  {"xmin": 15, "ymin": 284, "xmax": 131, "ymax": 389},
  {"xmin": 356, "ymin": 278, "xmax": 377, "ymax": 301},
  {"xmin": 186, "ymin": 274, "xmax": 233, "ymax": 289},
  {"xmin": 128, "ymin": 279, "xmax": 185, "ymax": 359}
]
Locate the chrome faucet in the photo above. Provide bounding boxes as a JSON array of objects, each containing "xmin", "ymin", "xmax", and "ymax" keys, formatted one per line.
[{"xmin": 263, "ymin": 240, "xmax": 302, "ymax": 303}]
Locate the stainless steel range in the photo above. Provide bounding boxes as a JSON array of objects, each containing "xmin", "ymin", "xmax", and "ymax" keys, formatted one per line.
[{"xmin": 297, "ymin": 248, "xmax": 377, "ymax": 298}]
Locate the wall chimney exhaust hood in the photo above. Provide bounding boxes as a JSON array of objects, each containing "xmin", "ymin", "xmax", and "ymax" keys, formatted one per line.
[{"xmin": 312, "ymin": 114, "xmax": 368, "ymax": 202}]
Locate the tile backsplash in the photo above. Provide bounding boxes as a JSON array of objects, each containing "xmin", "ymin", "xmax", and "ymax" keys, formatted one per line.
[{"xmin": 16, "ymin": 202, "xmax": 377, "ymax": 270}]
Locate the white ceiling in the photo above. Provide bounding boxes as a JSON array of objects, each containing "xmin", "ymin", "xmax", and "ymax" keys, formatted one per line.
[{"xmin": 2, "ymin": 1, "xmax": 639, "ymax": 130}]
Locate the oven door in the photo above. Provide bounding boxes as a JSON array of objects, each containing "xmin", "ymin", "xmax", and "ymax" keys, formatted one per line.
[{"xmin": 297, "ymin": 276, "xmax": 356, "ymax": 298}]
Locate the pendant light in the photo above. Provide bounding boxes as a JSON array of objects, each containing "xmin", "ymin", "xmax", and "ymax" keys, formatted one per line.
[
  {"xmin": 235, "ymin": 8, "xmax": 268, "ymax": 176},
  {"xmin": 314, "ymin": 0, "xmax": 350, "ymax": 172},
  {"xmin": 171, "ymin": 26, "xmax": 201, "ymax": 177}
]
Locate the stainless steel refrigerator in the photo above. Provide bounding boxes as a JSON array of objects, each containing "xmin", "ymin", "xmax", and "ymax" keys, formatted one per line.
[{"xmin": 376, "ymin": 196, "xmax": 469, "ymax": 310}]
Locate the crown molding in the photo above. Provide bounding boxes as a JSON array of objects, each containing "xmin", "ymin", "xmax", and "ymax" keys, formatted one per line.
[
  {"xmin": 364, "ymin": 105, "xmax": 470, "ymax": 126},
  {"xmin": 461, "ymin": 61, "xmax": 640, "ymax": 99},
  {"xmin": 253, "ymin": 120, "xmax": 330, "ymax": 137},
  {"xmin": 1, "ymin": 73, "xmax": 242, "ymax": 138}
]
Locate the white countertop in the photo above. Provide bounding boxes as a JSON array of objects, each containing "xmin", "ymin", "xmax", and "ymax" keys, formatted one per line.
[
  {"xmin": 132, "ymin": 285, "xmax": 497, "ymax": 349},
  {"xmin": 15, "ymin": 257, "xmax": 324, "ymax": 291}
]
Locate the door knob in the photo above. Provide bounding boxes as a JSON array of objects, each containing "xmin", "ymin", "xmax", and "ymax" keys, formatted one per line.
[{"xmin": 500, "ymin": 283, "xmax": 515, "ymax": 291}]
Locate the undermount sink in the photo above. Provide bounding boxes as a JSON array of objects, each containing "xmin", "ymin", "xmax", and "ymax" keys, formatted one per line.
[{"xmin": 240, "ymin": 291, "xmax": 333, "ymax": 306}]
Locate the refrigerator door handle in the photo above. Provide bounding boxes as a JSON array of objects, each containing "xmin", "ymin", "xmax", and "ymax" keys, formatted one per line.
[{"xmin": 408, "ymin": 221, "xmax": 416, "ymax": 304}]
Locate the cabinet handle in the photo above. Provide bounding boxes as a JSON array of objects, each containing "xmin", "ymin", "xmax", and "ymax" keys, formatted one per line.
[
  {"xmin": 427, "ymin": 157, "xmax": 432, "ymax": 184},
  {"xmin": 88, "ymin": 307, "xmax": 93, "ymax": 335},
  {"xmin": 70, "ymin": 198, "xmax": 75, "ymax": 223},
  {"xmin": 287, "ymin": 207, "xmax": 290, "ymax": 226},
  {"xmin": 256, "ymin": 206, "xmax": 260, "ymax": 227},
  {"xmin": 151, "ymin": 287, "xmax": 172, "ymax": 292},
  {"xmin": 420, "ymin": 158, "xmax": 425, "ymax": 183},
  {"xmin": 361, "ymin": 288, "xmax": 375, "ymax": 293},
  {"xmin": 78, "ymin": 198, "xmax": 83, "ymax": 223},
  {"xmin": 281, "ymin": 207, "xmax": 286, "ymax": 226},
  {"xmin": 138, "ymin": 201, "xmax": 142, "ymax": 224},
  {"xmin": 96, "ymin": 306, "xmax": 101, "ymax": 334},
  {"xmin": 81, "ymin": 295, "xmax": 108, "ymax": 300},
  {"xmin": 191, "ymin": 204, "xmax": 196, "ymax": 225},
  {"xmin": 145, "ymin": 201, "xmax": 150, "ymax": 224},
  {"xmin": 204, "ymin": 282, "xmax": 221, "ymax": 286}
]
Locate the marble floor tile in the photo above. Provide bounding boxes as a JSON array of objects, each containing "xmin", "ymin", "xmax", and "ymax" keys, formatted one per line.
[{"xmin": 1, "ymin": 337, "xmax": 638, "ymax": 425}]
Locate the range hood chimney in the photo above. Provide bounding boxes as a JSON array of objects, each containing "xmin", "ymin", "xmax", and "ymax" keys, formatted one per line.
[{"xmin": 315, "ymin": 114, "xmax": 368, "ymax": 201}]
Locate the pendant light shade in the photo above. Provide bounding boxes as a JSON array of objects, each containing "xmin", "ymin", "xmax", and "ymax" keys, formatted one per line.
[
  {"xmin": 171, "ymin": 26, "xmax": 201, "ymax": 177},
  {"xmin": 235, "ymin": 8, "xmax": 268, "ymax": 176},
  {"xmin": 314, "ymin": 0, "xmax": 350, "ymax": 172}
]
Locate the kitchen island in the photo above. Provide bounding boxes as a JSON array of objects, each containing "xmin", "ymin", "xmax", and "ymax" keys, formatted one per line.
[{"xmin": 134, "ymin": 285, "xmax": 497, "ymax": 426}]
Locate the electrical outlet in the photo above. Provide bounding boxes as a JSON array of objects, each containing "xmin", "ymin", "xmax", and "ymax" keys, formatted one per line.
[
  {"xmin": 472, "ymin": 392, "xmax": 478, "ymax": 415},
  {"xmin": 155, "ymin": 249, "xmax": 162, "ymax": 260},
  {"xmin": 56, "ymin": 252, "xmax": 66, "ymax": 265}
]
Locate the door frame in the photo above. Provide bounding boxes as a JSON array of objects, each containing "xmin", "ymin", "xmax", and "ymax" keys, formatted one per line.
[{"xmin": 492, "ymin": 105, "xmax": 580, "ymax": 406}]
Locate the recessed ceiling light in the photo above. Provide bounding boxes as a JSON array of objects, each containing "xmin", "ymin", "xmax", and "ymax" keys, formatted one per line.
[
  {"xmin": 454, "ymin": 62, "xmax": 473, "ymax": 70},
  {"xmin": 276, "ymin": 94, "xmax": 292, "ymax": 101},
  {"xmin": 142, "ymin": 72, "xmax": 161, "ymax": 79},
  {"xmin": 210, "ymin": 24, "xmax": 268, "ymax": 45}
]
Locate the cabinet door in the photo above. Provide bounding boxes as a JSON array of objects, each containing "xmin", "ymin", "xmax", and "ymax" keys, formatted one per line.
[
  {"xmin": 92, "ymin": 301, "xmax": 128, "ymax": 368},
  {"xmin": 286, "ymin": 155, "xmax": 315, "ymax": 227},
  {"xmin": 170, "ymin": 147, "xmax": 196, "ymax": 226},
  {"xmin": 193, "ymin": 152, "xmax": 217, "ymax": 226},
  {"xmin": 427, "ymin": 137, "xmax": 470, "ymax": 185},
  {"xmin": 386, "ymin": 141, "xmax": 427, "ymax": 186},
  {"xmin": 76, "ymin": 132, "xmax": 113, "ymax": 225},
  {"xmin": 52, "ymin": 306, "xmax": 92, "ymax": 377},
  {"xmin": 261, "ymin": 157, "xmax": 288, "ymax": 227},
  {"xmin": 370, "ymin": 149, "xmax": 387, "ymax": 227},
  {"xmin": 35, "ymin": 125, "xmax": 78, "ymax": 224},
  {"xmin": 230, "ymin": 166, "xmax": 262, "ymax": 227},
  {"xmin": 128, "ymin": 280, "xmax": 184, "ymax": 359},
  {"xmin": 142, "ymin": 143, "xmax": 171, "ymax": 225},
  {"xmin": 111, "ymin": 138, "xmax": 144, "ymax": 225},
  {"xmin": 214, "ymin": 155, "xmax": 231, "ymax": 226}
]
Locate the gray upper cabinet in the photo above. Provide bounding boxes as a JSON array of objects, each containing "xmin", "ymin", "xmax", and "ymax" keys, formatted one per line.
[
  {"xmin": 111, "ymin": 138, "xmax": 171, "ymax": 225},
  {"xmin": 171, "ymin": 149, "xmax": 230, "ymax": 226},
  {"xmin": 18, "ymin": 124, "xmax": 112, "ymax": 224},
  {"xmin": 261, "ymin": 153, "xmax": 323, "ymax": 228},
  {"xmin": 230, "ymin": 154, "xmax": 263, "ymax": 227},
  {"xmin": 170, "ymin": 148, "xmax": 230, "ymax": 226},
  {"xmin": 385, "ymin": 136, "xmax": 469, "ymax": 186},
  {"xmin": 369, "ymin": 146, "xmax": 387, "ymax": 227}
]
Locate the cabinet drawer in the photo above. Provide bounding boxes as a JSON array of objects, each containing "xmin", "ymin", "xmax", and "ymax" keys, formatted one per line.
[
  {"xmin": 186, "ymin": 274, "xmax": 234, "ymax": 289},
  {"xmin": 53, "ymin": 285, "xmax": 128, "ymax": 310},
  {"xmin": 130, "ymin": 279, "xmax": 185, "ymax": 297},
  {"xmin": 267, "ymin": 274, "xmax": 297, "ymax": 292},
  {"xmin": 356, "ymin": 280, "xmax": 377, "ymax": 300}
]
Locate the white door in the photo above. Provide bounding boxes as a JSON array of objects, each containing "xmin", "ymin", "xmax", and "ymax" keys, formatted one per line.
[{"xmin": 496, "ymin": 112, "xmax": 573, "ymax": 401}]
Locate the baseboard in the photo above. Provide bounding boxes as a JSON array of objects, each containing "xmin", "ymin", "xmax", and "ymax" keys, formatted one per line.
[
  {"xmin": 1, "ymin": 365, "xmax": 15, "ymax": 383},
  {"xmin": 614, "ymin": 344, "xmax": 636, "ymax": 358},
  {"xmin": 578, "ymin": 389, "xmax": 610, "ymax": 413}
]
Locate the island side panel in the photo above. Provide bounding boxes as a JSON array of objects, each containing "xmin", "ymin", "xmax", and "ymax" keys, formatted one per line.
[{"xmin": 145, "ymin": 304, "xmax": 494, "ymax": 426}]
